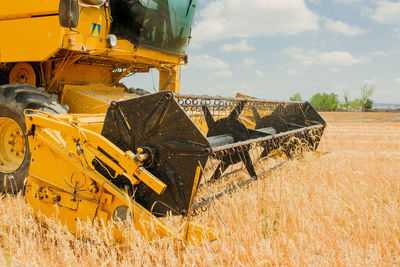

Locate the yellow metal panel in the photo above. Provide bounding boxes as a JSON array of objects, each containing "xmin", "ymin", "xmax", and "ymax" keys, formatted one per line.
[
  {"xmin": 61, "ymin": 85, "xmax": 139, "ymax": 114},
  {"xmin": 0, "ymin": 0, "xmax": 58, "ymax": 20},
  {"xmin": 25, "ymin": 177, "xmax": 99, "ymax": 235},
  {"xmin": 107, "ymin": 41, "xmax": 184, "ymax": 65},
  {"xmin": 159, "ymin": 65, "xmax": 180, "ymax": 93},
  {"xmin": 0, "ymin": 16, "xmax": 64, "ymax": 62},
  {"xmin": 63, "ymin": 6, "xmax": 109, "ymax": 51},
  {"xmin": 55, "ymin": 63, "xmax": 114, "ymax": 87}
]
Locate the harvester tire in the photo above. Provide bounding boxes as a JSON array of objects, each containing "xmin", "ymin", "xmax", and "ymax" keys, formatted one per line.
[
  {"xmin": 0, "ymin": 70, "xmax": 9, "ymax": 86},
  {"xmin": 0, "ymin": 84, "xmax": 68, "ymax": 194}
]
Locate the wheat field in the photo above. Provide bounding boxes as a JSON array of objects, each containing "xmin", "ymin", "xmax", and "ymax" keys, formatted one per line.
[{"xmin": 0, "ymin": 112, "xmax": 399, "ymax": 266}]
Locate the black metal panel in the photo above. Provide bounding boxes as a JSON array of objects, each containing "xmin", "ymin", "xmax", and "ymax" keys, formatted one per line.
[
  {"xmin": 101, "ymin": 92, "xmax": 327, "ymax": 217},
  {"xmin": 102, "ymin": 91, "xmax": 210, "ymax": 216},
  {"xmin": 252, "ymin": 102, "xmax": 324, "ymax": 133},
  {"xmin": 251, "ymin": 101, "xmax": 326, "ymax": 155}
]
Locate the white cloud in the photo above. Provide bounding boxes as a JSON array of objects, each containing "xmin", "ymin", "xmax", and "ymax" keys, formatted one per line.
[
  {"xmin": 255, "ymin": 70, "xmax": 266, "ymax": 77},
  {"xmin": 284, "ymin": 47, "xmax": 370, "ymax": 66},
  {"xmin": 190, "ymin": 54, "xmax": 229, "ymax": 69},
  {"xmin": 394, "ymin": 78, "xmax": 400, "ymax": 85},
  {"xmin": 192, "ymin": 0, "xmax": 319, "ymax": 43},
  {"xmin": 371, "ymin": 1, "xmax": 400, "ymax": 24},
  {"xmin": 369, "ymin": 50, "xmax": 387, "ymax": 57},
  {"xmin": 324, "ymin": 18, "xmax": 366, "ymax": 36},
  {"xmin": 213, "ymin": 70, "xmax": 233, "ymax": 77},
  {"xmin": 243, "ymin": 58, "xmax": 257, "ymax": 68},
  {"xmin": 220, "ymin": 40, "xmax": 255, "ymax": 53}
]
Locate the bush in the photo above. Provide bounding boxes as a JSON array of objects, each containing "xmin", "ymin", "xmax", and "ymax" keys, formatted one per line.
[
  {"xmin": 290, "ymin": 93, "xmax": 302, "ymax": 102},
  {"xmin": 310, "ymin": 93, "xmax": 339, "ymax": 111}
]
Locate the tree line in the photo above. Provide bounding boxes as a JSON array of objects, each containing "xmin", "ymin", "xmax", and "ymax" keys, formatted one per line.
[{"xmin": 289, "ymin": 86, "xmax": 374, "ymax": 111}]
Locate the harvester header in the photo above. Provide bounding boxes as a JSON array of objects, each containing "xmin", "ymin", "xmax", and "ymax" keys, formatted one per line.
[
  {"xmin": 23, "ymin": 91, "xmax": 325, "ymax": 244},
  {"xmin": 101, "ymin": 92, "xmax": 326, "ymax": 216}
]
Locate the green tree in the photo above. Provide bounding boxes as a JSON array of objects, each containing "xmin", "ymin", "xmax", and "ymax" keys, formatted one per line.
[
  {"xmin": 350, "ymin": 98, "xmax": 362, "ymax": 110},
  {"xmin": 290, "ymin": 92, "xmax": 302, "ymax": 102},
  {"xmin": 361, "ymin": 86, "xmax": 374, "ymax": 111},
  {"xmin": 343, "ymin": 92, "xmax": 350, "ymax": 111},
  {"xmin": 363, "ymin": 98, "xmax": 373, "ymax": 110},
  {"xmin": 310, "ymin": 92, "xmax": 339, "ymax": 111}
]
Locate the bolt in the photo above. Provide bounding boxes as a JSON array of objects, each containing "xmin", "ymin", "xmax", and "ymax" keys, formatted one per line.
[
  {"xmin": 110, "ymin": 101, "xmax": 118, "ymax": 109},
  {"xmin": 16, "ymin": 131, "xmax": 20, "ymax": 135},
  {"xmin": 10, "ymin": 134, "xmax": 14, "ymax": 137},
  {"xmin": 8, "ymin": 141, "xmax": 12, "ymax": 145},
  {"xmin": 10, "ymin": 149, "xmax": 14, "ymax": 152},
  {"xmin": 16, "ymin": 153, "xmax": 19, "ymax": 156}
]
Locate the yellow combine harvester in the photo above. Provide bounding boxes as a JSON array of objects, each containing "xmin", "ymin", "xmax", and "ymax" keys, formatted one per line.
[{"xmin": 0, "ymin": 0, "xmax": 326, "ymax": 245}]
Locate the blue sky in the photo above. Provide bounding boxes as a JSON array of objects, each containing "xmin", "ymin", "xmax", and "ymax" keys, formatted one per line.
[{"xmin": 126, "ymin": 0, "xmax": 400, "ymax": 104}]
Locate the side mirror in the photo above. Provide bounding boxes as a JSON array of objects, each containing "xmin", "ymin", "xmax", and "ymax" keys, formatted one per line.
[{"xmin": 59, "ymin": 0, "xmax": 79, "ymax": 28}]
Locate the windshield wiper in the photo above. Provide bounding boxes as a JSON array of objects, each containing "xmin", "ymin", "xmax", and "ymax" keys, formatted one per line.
[{"xmin": 186, "ymin": 0, "xmax": 193, "ymax": 17}]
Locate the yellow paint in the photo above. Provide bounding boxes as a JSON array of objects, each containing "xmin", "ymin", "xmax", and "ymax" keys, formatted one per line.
[
  {"xmin": 159, "ymin": 65, "xmax": 181, "ymax": 93},
  {"xmin": 52, "ymin": 63, "xmax": 115, "ymax": 89},
  {"xmin": 0, "ymin": 117, "xmax": 25, "ymax": 173},
  {"xmin": 61, "ymin": 85, "xmax": 139, "ymax": 114},
  {"xmin": 0, "ymin": 0, "xmax": 58, "ymax": 20},
  {"xmin": 0, "ymin": 16, "xmax": 65, "ymax": 62}
]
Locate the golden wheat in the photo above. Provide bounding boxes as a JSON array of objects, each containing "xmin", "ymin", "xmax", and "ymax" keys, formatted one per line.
[{"xmin": 0, "ymin": 112, "xmax": 399, "ymax": 266}]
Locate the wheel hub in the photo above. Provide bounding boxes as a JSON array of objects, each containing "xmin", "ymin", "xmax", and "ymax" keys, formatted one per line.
[
  {"xmin": 9, "ymin": 63, "xmax": 37, "ymax": 86},
  {"xmin": 0, "ymin": 118, "xmax": 26, "ymax": 173}
]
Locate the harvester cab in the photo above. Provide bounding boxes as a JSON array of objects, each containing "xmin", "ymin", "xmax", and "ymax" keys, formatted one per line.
[
  {"xmin": 110, "ymin": 0, "xmax": 196, "ymax": 55},
  {"xmin": 0, "ymin": 0, "xmax": 327, "ymax": 245}
]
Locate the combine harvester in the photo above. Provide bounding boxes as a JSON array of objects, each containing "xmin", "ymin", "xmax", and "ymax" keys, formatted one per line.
[{"xmin": 0, "ymin": 0, "xmax": 326, "ymax": 245}]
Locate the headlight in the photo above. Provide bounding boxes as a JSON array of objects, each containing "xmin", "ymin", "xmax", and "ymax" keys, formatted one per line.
[{"xmin": 106, "ymin": 34, "xmax": 118, "ymax": 48}]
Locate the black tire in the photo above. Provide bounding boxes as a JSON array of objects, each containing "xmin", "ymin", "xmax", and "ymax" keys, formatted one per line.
[
  {"xmin": 0, "ymin": 70, "xmax": 9, "ymax": 86},
  {"xmin": 0, "ymin": 84, "xmax": 68, "ymax": 193}
]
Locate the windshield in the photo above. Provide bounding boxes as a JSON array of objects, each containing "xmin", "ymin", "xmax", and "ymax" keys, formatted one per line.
[
  {"xmin": 139, "ymin": 0, "xmax": 196, "ymax": 55},
  {"xmin": 110, "ymin": 0, "xmax": 197, "ymax": 55}
]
